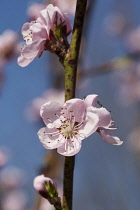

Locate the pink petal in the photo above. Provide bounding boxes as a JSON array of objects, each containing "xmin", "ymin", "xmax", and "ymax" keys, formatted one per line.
[
  {"xmin": 30, "ymin": 23, "xmax": 48, "ymax": 40},
  {"xmin": 39, "ymin": 5, "xmax": 55, "ymax": 34},
  {"xmin": 99, "ymin": 130, "xmax": 123, "ymax": 145},
  {"xmin": 40, "ymin": 101, "xmax": 62, "ymax": 125},
  {"xmin": 84, "ymin": 94, "xmax": 98, "ymax": 107},
  {"xmin": 57, "ymin": 138, "xmax": 81, "ymax": 156},
  {"xmin": 33, "ymin": 175, "xmax": 53, "ymax": 192},
  {"xmin": 88, "ymin": 106, "xmax": 112, "ymax": 127},
  {"xmin": 17, "ymin": 55, "xmax": 34, "ymax": 67},
  {"xmin": 79, "ymin": 111, "xmax": 99, "ymax": 138},
  {"xmin": 38, "ymin": 127, "xmax": 66, "ymax": 149},
  {"xmin": 18, "ymin": 39, "xmax": 46, "ymax": 67},
  {"xmin": 22, "ymin": 22, "xmax": 33, "ymax": 37},
  {"xmin": 21, "ymin": 39, "xmax": 45, "ymax": 59},
  {"xmin": 64, "ymin": 99, "xmax": 86, "ymax": 122},
  {"xmin": 39, "ymin": 4, "xmax": 71, "ymax": 35}
]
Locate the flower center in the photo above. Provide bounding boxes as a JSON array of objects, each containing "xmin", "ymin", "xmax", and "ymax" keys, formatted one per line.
[
  {"xmin": 24, "ymin": 32, "xmax": 33, "ymax": 45},
  {"xmin": 60, "ymin": 125, "xmax": 75, "ymax": 139}
]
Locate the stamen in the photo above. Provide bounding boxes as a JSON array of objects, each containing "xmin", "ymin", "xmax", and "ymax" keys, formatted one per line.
[
  {"xmin": 47, "ymin": 118, "xmax": 53, "ymax": 123},
  {"xmin": 55, "ymin": 113, "xmax": 60, "ymax": 118},
  {"xmin": 74, "ymin": 121, "xmax": 84, "ymax": 129}
]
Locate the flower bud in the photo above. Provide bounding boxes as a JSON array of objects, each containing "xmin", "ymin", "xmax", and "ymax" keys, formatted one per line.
[
  {"xmin": 33, "ymin": 175, "xmax": 56, "ymax": 199},
  {"xmin": 33, "ymin": 175, "xmax": 62, "ymax": 209}
]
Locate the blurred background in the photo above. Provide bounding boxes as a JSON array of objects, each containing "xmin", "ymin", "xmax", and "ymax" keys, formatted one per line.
[{"xmin": 1, "ymin": 0, "xmax": 140, "ymax": 209}]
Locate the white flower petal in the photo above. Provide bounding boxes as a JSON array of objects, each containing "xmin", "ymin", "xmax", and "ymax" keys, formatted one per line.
[
  {"xmin": 88, "ymin": 106, "xmax": 112, "ymax": 127},
  {"xmin": 21, "ymin": 39, "xmax": 45, "ymax": 59},
  {"xmin": 38, "ymin": 127, "xmax": 66, "ymax": 149},
  {"xmin": 99, "ymin": 130, "xmax": 123, "ymax": 145},
  {"xmin": 40, "ymin": 101, "xmax": 63, "ymax": 125},
  {"xmin": 79, "ymin": 111, "xmax": 99, "ymax": 138},
  {"xmin": 84, "ymin": 94, "xmax": 98, "ymax": 107},
  {"xmin": 64, "ymin": 99, "xmax": 86, "ymax": 122},
  {"xmin": 57, "ymin": 138, "xmax": 81, "ymax": 156},
  {"xmin": 17, "ymin": 55, "xmax": 34, "ymax": 67}
]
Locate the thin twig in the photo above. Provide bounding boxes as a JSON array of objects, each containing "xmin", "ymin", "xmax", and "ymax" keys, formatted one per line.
[
  {"xmin": 62, "ymin": 0, "xmax": 89, "ymax": 209},
  {"xmin": 80, "ymin": 52, "xmax": 140, "ymax": 76}
]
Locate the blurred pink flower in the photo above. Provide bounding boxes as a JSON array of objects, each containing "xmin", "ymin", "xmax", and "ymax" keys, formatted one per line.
[
  {"xmin": 26, "ymin": 89, "xmax": 64, "ymax": 121},
  {"xmin": 52, "ymin": 0, "xmax": 76, "ymax": 15},
  {"xmin": 0, "ymin": 166, "xmax": 27, "ymax": 190},
  {"xmin": 2, "ymin": 191, "xmax": 27, "ymax": 210},
  {"xmin": 0, "ymin": 30, "xmax": 19, "ymax": 60},
  {"xmin": 38, "ymin": 94, "xmax": 122, "ymax": 156},
  {"xmin": 115, "ymin": 63, "xmax": 140, "ymax": 105},
  {"xmin": 18, "ymin": 4, "xmax": 71, "ymax": 67},
  {"xmin": 128, "ymin": 127, "xmax": 140, "ymax": 153},
  {"xmin": 125, "ymin": 27, "xmax": 140, "ymax": 52},
  {"xmin": 104, "ymin": 13, "xmax": 128, "ymax": 37},
  {"xmin": 27, "ymin": 3, "xmax": 45, "ymax": 21}
]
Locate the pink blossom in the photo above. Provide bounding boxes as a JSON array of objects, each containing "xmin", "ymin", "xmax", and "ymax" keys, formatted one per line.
[
  {"xmin": 0, "ymin": 30, "xmax": 19, "ymax": 60},
  {"xmin": 38, "ymin": 95, "xmax": 122, "ymax": 156},
  {"xmin": 18, "ymin": 4, "xmax": 71, "ymax": 67},
  {"xmin": 26, "ymin": 89, "xmax": 64, "ymax": 121},
  {"xmin": 27, "ymin": 3, "xmax": 45, "ymax": 21}
]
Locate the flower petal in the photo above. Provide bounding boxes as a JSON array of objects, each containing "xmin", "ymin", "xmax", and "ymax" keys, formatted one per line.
[
  {"xmin": 18, "ymin": 39, "xmax": 46, "ymax": 67},
  {"xmin": 38, "ymin": 127, "xmax": 66, "ymax": 149},
  {"xmin": 39, "ymin": 4, "xmax": 71, "ymax": 35},
  {"xmin": 79, "ymin": 111, "xmax": 99, "ymax": 138},
  {"xmin": 99, "ymin": 130, "xmax": 123, "ymax": 145},
  {"xmin": 22, "ymin": 22, "xmax": 33, "ymax": 37},
  {"xmin": 84, "ymin": 94, "xmax": 98, "ymax": 107},
  {"xmin": 21, "ymin": 39, "xmax": 45, "ymax": 59},
  {"xmin": 30, "ymin": 23, "xmax": 48, "ymax": 41},
  {"xmin": 88, "ymin": 106, "xmax": 112, "ymax": 127},
  {"xmin": 57, "ymin": 138, "xmax": 81, "ymax": 156},
  {"xmin": 39, "ymin": 4, "xmax": 55, "ymax": 34},
  {"xmin": 64, "ymin": 99, "xmax": 86, "ymax": 122},
  {"xmin": 40, "ymin": 101, "xmax": 62, "ymax": 125},
  {"xmin": 17, "ymin": 55, "xmax": 34, "ymax": 67}
]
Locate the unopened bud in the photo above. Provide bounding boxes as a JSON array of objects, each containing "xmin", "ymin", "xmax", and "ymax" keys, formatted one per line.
[
  {"xmin": 33, "ymin": 175, "xmax": 62, "ymax": 209},
  {"xmin": 33, "ymin": 175, "xmax": 55, "ymax": 199}
]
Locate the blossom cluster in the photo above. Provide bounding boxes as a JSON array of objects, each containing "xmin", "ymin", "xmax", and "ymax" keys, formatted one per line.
[
  {"xmin": 38, "ymin": 94, "xmax": 123, "ymax": 156},
  {"xmin": 18, "ymin": 4, "xmax": 71, "ymax": 67}
]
